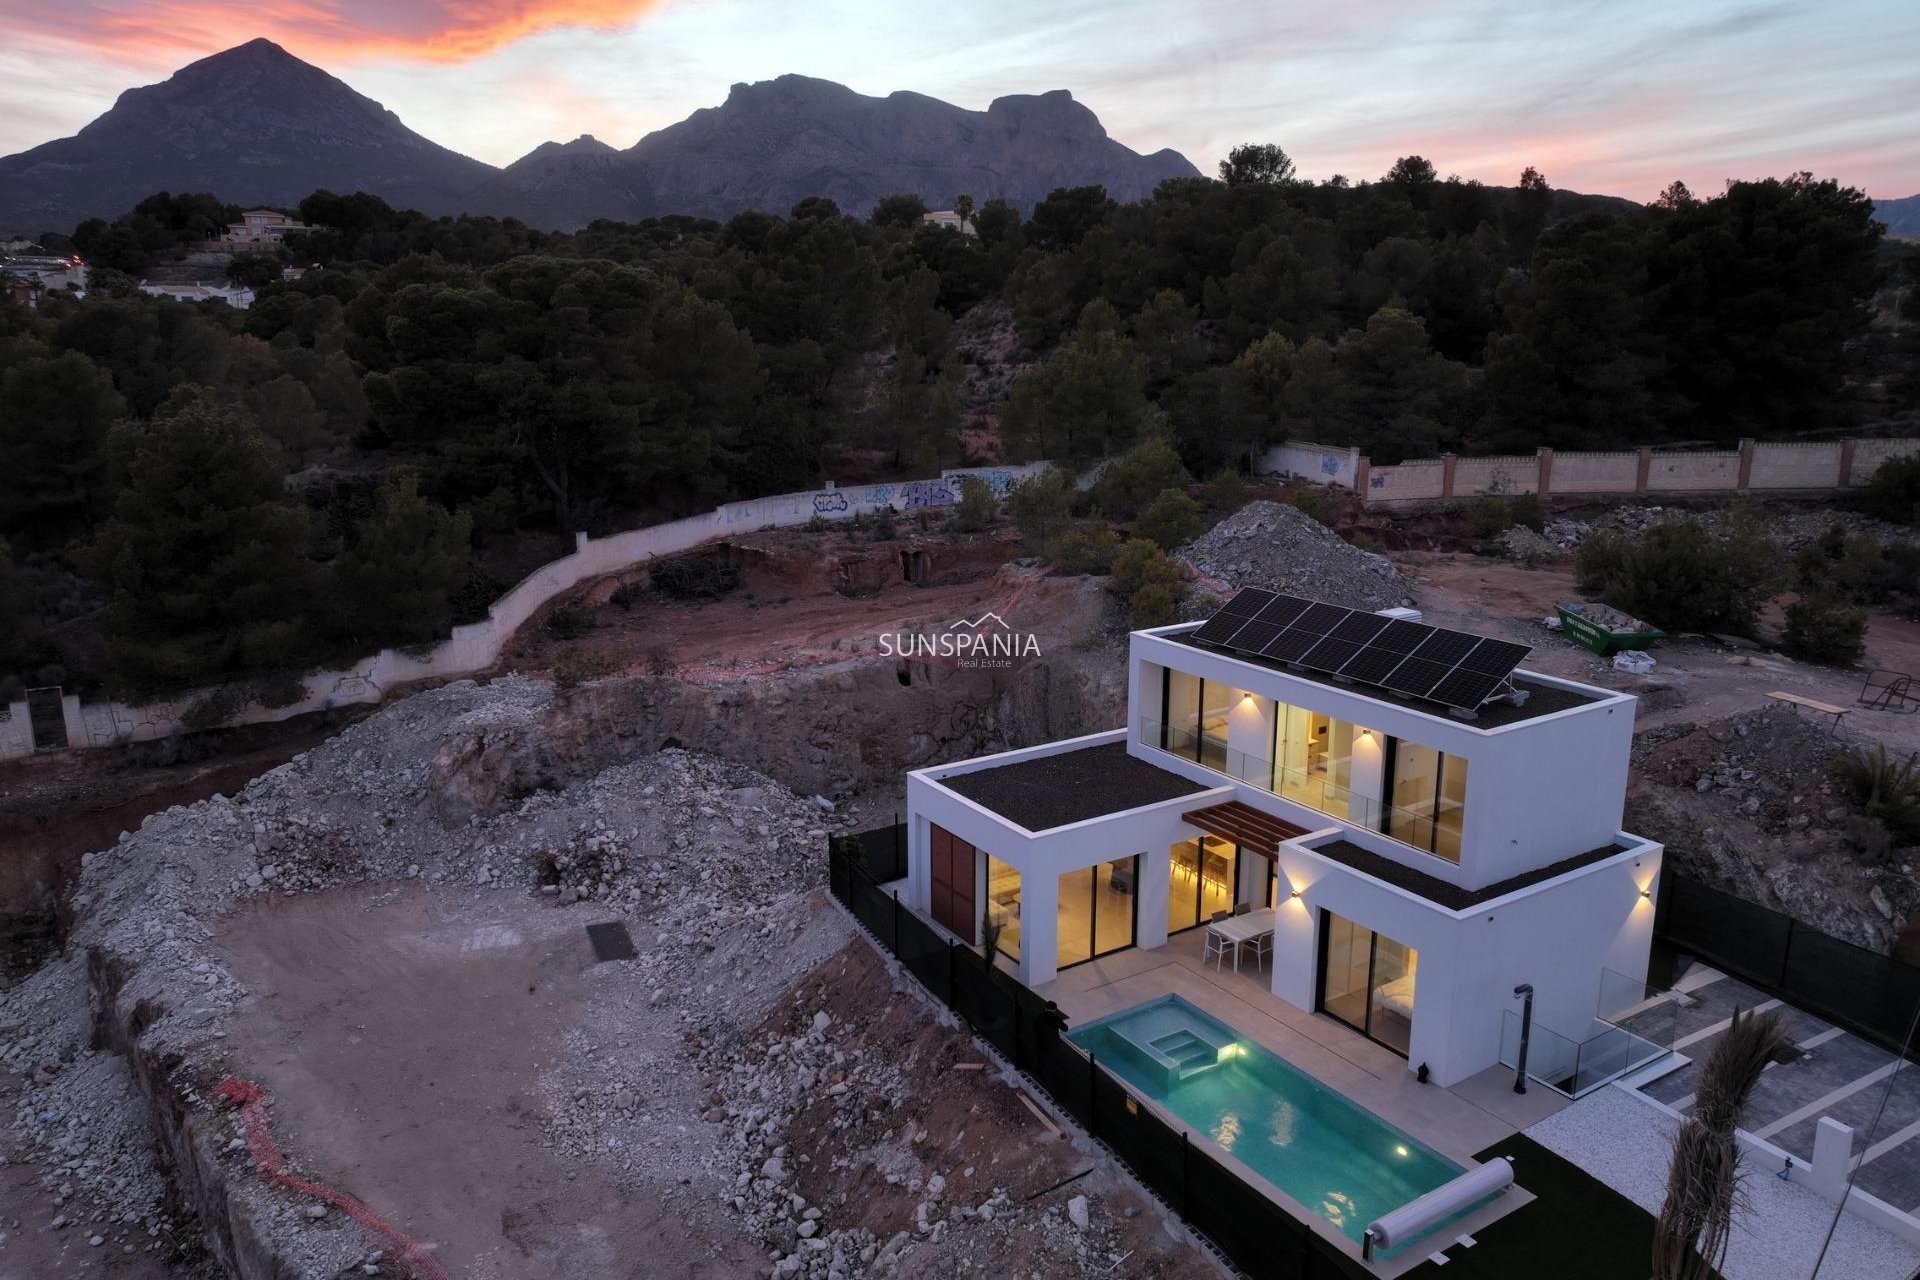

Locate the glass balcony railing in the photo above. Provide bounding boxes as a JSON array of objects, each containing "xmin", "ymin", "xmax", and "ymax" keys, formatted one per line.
[
  {"xmin": 1497, "ymin": 969, "xmax": 1678, "ymax": 1098},
  {"xmin": 1141, "ymin": 718, "xmax": 1462, "ymax": 861}
]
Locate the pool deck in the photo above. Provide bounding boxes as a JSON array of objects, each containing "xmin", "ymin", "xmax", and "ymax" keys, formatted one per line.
[{"xmin": 1035, "ymin": 928, "xmax": 1568, "ymax": 1167}]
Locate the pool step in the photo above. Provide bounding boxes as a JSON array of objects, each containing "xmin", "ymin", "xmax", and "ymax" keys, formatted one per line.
[{"xmin": 1150, "ymin": 1030, "xmax": 1222, "ymax": 1079}]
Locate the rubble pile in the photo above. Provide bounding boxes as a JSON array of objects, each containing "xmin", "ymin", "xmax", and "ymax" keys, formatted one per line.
[
  {"xmin": 1177, "ymin": 501, "xmax": 1413, "ymax": 611},
  {"xmin": 1628, "ymin": 705, "xmax": 1920, "ymax": 951},
  {"xmin": 0, "ymin": 675, "xmax": 852, "ymax": 1277},
  {"xmin": 1544, "ymin": 504, "xmax": 1914, "ymax": 553}
]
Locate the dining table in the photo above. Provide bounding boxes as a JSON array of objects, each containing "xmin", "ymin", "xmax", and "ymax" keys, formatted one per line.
[{"xmin": 1206, "ymin": 907, "xmax": 1277, "ymax": 972}]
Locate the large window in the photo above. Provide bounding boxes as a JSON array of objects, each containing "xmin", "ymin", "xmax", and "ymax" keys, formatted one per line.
[
  {"xmin": 1317, "ymin": 911, "xmax": 1416, "ymax": 1056},
  {"xmin": 985, "ymin": 854, "xmax": 1021, "ymax": 961},
  {"xmin": 1057, "ymin": 857, "xmax": 1138, "ymax": 969},
  {"xmin": 1167, "ymin": 836, "xmax": 1239, "ymax": 934},
  {"xmin": 1387, "ymin": 743, "xmax": 1469, "ymax": 861},
  {"xmin": 1154, "ymin": 669, "xmax": 1469, "ymax": 863}
]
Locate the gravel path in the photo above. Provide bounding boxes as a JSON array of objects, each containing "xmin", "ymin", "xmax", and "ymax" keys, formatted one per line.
[{"xmin": 1526, "ymin": 1084, "xmax": 1920, "ymax": 1280}]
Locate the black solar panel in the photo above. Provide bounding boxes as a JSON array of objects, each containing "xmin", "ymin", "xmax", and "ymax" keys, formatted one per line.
[
  {"xmin": 1189, "ymin": 612, "xmax": 1247, "ymax": 645},
  {"xmin": 1227, "ymin": 618, "xmax": 1286, "ymax": 652},
  {"xmin": 1329, "ymin": 612, "xmax": 1391, "ymax": 646},
  {"xmin": 1219, "ymin": 588, "xmax": 1277, "ymax": 619},
  {"xmin": 1457, "ymin": 638, "xmax": 1532, "ymax": 676},
  {"xmin": 1429, "ymin": 667, "xmax": 1512, "ymax": 711},
  {"xmin": 1261, "ymin": 628, "xmax": 1323, "ymax": 664},
  {"xmin": 1295, "ymin": 602, "xmax": 1353, "ymax": 636},
  {"xmin": 1338, "ymin": 645, "xmax": 1412, "ymax": 685},
  {"xmin": 1383, "ymin": 657, "xmax": 1453, "ymax": 699},
  {"xmin": 1252, "ymin": 595, "xmax": 1313, "ymax": 629},
  {"xmin": 1408, "ymin": 630, "xmax": 1480, "ymax": 667},
  {"xmin": 1186, "ymin": 593, "xmax": 1532, "ymax": 715},
  {"xmin": 1370, "ymin": 620, "xmax": 1434, "ymax": 654},
  {"xmin": 1300, "ymin": 636, "xmax": 1366, "ymax": 672}
]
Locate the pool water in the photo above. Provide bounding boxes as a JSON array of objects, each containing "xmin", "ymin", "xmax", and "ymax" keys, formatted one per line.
[{"xmin": 1068, "ymin": 996, "xmax": 1459, "ymax": 1243}]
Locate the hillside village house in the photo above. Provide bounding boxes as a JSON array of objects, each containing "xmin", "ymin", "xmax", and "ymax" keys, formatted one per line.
[
  {"xmin": 920, "ymin": 210, "xmax": 976, "ymax": 234},
  {"xmin": 903, "ymin": 593, "xmax": 1662, "ymax": 1088},
  {"xmin": 221, "ymin": 209, "xmax": 314, "ymax": 244}
]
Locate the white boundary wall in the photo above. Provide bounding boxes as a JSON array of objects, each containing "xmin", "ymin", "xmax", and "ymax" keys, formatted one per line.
[
  {"xmin": 1, "ymin": 462, "xmax": 1048, "ymax": 761},
  {"xmin": 1257, "ymin": 437, "xmax": 1920, "ymax": 510}
]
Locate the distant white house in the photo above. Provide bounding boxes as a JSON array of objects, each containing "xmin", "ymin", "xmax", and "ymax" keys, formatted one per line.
[
  {"xmin": 221, "ymin": 209, "xmax": 314, "ymax": 245},
  {"xmin": 137, "ymin": 281, "xmax": 255, "ymax": 309},
  {"xmin": 1, "ymin": 252, "xmax": 86, "ymax": 301},
  {"xmin": 903, "ymin": 593, "xmax": 1664, "ymax": 1091},
  {"xmin": 920, "ymin": 210, "xmax": 975, "ymax": 235}
]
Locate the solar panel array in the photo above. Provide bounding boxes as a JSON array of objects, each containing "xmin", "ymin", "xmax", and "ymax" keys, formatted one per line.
[{"xmin": 1190, "ymin": 589, "xmax": 1531, "ymax": 713}]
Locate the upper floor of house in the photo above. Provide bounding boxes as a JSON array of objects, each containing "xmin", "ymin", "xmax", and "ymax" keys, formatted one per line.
[{"xmin": 1126, "ymin": 607, "xmax": 1638, "ymax": 893}]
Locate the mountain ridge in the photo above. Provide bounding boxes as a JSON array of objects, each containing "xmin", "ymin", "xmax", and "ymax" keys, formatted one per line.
[{"xmin": 0, "ymin": 43, "xmax": 1199, "ymax": 234}]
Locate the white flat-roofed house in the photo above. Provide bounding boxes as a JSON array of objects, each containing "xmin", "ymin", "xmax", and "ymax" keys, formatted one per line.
[
  {"xmin": 903, "ymin": 598, "xmax": 1662, "ymax": 1089},
  {"xmin": 920, "ymin": 210, "xmax": 976, "ymax": 234},
  {"xmin": 222, "ymin": 209, "xmax": 314, "ymax": 244}
]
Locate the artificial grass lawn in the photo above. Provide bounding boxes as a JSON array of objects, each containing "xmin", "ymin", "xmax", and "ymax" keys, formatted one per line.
[{"xmin": 1399, "ymin": 1133, "xmax": 1719, "ymax": 1280}]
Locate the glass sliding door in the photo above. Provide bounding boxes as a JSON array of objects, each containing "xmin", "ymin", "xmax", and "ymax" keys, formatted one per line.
[
  {"xmin": 1386, "ymin": 742, "xmax": 1468, "ymax": 863},
  {"xmin": 1165, "ymin": 669, "xmax": 1202, "ymax": 756},
  {"xmin": 985, "ymin": 854, "xmax": 1021, "ymax": 961},
  {"xmin": 1057, "ymin": 856, "xmax": 1139, "ymax": 970},
  {"xmin": 1167, "ymin": 836, "xmax": 1238, "ymax": 934},
  {"xmin": 1199, "ymin": 680, "xmax": 1233, "ymax": 771},
  {"xmin": 1316, "ymin": 910, "xmax": 1418, "ymax": 1056}
]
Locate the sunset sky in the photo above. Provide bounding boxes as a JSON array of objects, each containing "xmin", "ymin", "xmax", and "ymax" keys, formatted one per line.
[{"xmin": 2, "ymin": 0, "xmax": 1915, "ymax": 199}]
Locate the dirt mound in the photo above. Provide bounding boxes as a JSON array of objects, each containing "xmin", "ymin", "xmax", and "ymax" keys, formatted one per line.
[{"xmin": 1177, "ymin": 500, "xmax": 1414, "ymax": 611}]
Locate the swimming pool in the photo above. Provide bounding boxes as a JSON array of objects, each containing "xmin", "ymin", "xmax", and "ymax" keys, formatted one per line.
[{"xmin": 1068, "ymin": 995, "xmax": 1460, "ymax": 1244}]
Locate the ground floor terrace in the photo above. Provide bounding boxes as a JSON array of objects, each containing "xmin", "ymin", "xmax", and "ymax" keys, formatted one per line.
[{"xmin": 906, "ymin": 730, "xmax": 1663, "ymax": 1087}]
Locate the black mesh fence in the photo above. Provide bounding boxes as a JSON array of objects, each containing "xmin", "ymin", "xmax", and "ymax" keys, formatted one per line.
[
  {"xmin": 894, "ymin": 908, "xmax": 952, "ymax": 1006},
  {"xmin": 825, "ymin": 837, "xmax": 1375, "ymax": 1279},
  {"xmin": 1659, "ymin": 874, "xmax": 1920, "ymax": 1057},
  {"xmin": 853, "ymin": 822, "xmax": 908, "ymax": 883}
]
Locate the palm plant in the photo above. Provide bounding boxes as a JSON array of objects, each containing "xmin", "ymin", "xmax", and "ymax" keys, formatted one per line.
[
  {"xmin": 980, "ymin": 906, "xmax": 1005, "ymax": 976},
  {"xmin": 1652, "ymin": 1007, "xmax": 1791, "ymax": 1280},
  {"xmin": 1831, "ymin": 743, "xmax": 1920, "ymax": 842}
]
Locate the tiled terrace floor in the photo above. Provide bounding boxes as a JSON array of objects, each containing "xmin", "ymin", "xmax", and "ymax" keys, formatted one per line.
[
  {"xmin": 1034, "ymin": 927, "xmax": 1565, "ymax": 1165},
  {"xmin": 1632, "ymin": 962, "xmax": 1920, "ymax": 1214}
]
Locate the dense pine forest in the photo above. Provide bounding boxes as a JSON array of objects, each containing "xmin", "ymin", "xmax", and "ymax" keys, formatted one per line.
[{"xmin": 2, "ymin": 154, "xmax": 1915, "ymax": 703}]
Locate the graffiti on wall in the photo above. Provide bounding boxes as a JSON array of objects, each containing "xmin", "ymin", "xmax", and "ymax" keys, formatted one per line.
[
  {"xmin": 901, "ymin": 479, "xmax": 957, "ymax": 509},
  {"xmin": 957, "ymin": 469, "xmax": 1020, "ymax": 496},
  {"xmin": 811, "ymin": 491, "xmax": 850, "ymax": 514},
  {"xmin": 866, "ymin": 483, "xmax": 893, "ymax": 506},
  {"xmin": 1321, "ymin": 456, "xmax": 1340, "ymax": 476}
]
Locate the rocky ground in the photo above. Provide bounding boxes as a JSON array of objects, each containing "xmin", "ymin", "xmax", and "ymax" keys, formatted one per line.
[
  {"xmin": 1627, "ymin": 703, "xmax": 1920, "ymax": 951},
  {"xmin": 0, "ymin": 673, "xmax": 1217, "ymax": 1279},
  {"xmin": 1541, "ymin": 500, "xmax": 1916, "ymax": 554},
  {"xmin": 1176, "ymin": 500, "xmax": 1413, "ymax": 611}
]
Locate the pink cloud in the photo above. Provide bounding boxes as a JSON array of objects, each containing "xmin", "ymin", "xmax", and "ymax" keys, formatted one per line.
[{"xmin": 26, "ymin": 0, "xmax": 669, "ymax": 67}]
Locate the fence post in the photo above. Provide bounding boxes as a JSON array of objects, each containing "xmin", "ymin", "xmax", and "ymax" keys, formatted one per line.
[
  {"xmin": 947, "ymin": 942, "xmax": 958, "ymax": 1014},
  {"xmin": 1181, "ymin": 1132, "xmax": 1191, "ymax": 1218},
  {"xmin": 1087, "ymin": 1051, "xmax": 1098, "ymax": 1141},
  {"xmin": 1780, "ymin": 918, "xmax": 1797, "ymax": 990},
  {"xmin": 891, "ymin": 890, "xmax": 901, "ymax": 960}
]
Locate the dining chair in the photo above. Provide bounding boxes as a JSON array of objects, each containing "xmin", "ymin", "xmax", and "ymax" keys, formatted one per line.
[
  {"xmin": 1202, "ymin": 921, "xmax": 1231, "ymax": 970},
  {"xmin": 1242, "ymin": 930, "xmax": 1273, "ymax": 972},
  {"xmin": 1232, "ymin": 902, "xmax": 1252, "ymax": 917}
]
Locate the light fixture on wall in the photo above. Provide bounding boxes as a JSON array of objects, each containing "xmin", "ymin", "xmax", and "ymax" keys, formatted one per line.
[
  {"xmin": 1289, "ymin": 888, "xmax": 1303, "ymax": 899},
  {"xmin": 1640, "ymin": 887, "xmax": 1652, "ymax": 900}
]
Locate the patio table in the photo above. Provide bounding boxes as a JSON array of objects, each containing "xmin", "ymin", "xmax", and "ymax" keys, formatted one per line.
[{"xmin": 1206, "ymin": 907, "xmax": 1277, "ymax": 972}]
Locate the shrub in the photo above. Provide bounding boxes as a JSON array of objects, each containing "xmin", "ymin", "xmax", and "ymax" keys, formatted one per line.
[
  {"xmin": 546, "ymin": 603, "xmax": 594, "ymax": 639},
  {"xmin": 1860, "ymin": 455, "xmax": 1920, "ymax": 525},
  {"xmin": 1046, "ymin": 520, "xmax": 1120, "ymax": 574},
  {"xmin": 1509, "ymin": 492, "xmax": 1546, "ymax": 532},
  {"xmin": 1110, "ymin": 537, "xmax": 1189, "ymax": 626},
  {"xmin": 553, "ymin": 646, "xmax": 612, "ymax": 691},
  {"xmin": 1466, "ymin": 495, "xmax": 1513, "ymax": 538},
  {"xmin": 1288, "ymin": 488, "xmax": 1330, "ymax": 525},
  {"xmin": 1203, "ymin": 468, "xmax": 1249, "ymax": 513},
  {"xmin": 1091, "ymin": 436, "xmax": 1190, "ymax": 518},
  {"xmin": 1135, "ymin": 488, "xmax": 1206, "ymax": 549},
  {"xmin": 1782, "ymin": 591, "xmax": 1868, "ymax": 664},
  {"xmin": 610, "ymin": 581, "xmax": 648, "ymax": 610},
  {"xmin": 1006, "ymin": 467, "xmax": 1076, "ymax": 547},
  {"xmin": 872, "ymin": 505, "xmax": 898, "ymax": 541},
  {"xmin": 1585, "ymin": 517, "xmax": 1780, "ymax": 635},
  {"xmin": 1575, "ymin": 531, "xmax": 1632, "ymax": 593},
  {"xmin": 1831, "ymin": 743, "xmax": 1920, "ymax": 844},
  {"xmin": 953, "ymin": 475, "xmax": 997, "ymax": 532}
]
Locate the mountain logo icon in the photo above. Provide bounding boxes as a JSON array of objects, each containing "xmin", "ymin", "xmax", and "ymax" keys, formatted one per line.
[{"xmin": 948, "ymin": 611, "xmax": 1011, "ymax": 632}]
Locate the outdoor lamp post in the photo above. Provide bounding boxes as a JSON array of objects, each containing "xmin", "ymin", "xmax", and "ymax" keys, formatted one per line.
[{"xmin": 1512, "ymin": 983, "xmax": 1534, "ymax": 1095}]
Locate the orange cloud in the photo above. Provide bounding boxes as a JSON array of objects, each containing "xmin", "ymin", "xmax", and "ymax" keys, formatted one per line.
[{"xmin": 35, "ymin": 1, "xmax": 670, "ymax": 66}]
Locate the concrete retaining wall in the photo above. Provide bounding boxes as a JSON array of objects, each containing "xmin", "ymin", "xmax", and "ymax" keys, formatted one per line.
[
  {"xmin": 1259, "ymin": 436, "xmax": 1920, "ymax": 512},
  {"xmin": 4, "ymin": 463, "xmax": 1050, "ymax": 763}
]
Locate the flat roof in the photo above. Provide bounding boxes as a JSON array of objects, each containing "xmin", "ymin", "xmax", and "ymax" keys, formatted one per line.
[
  {"xmin": 1311, "ymin": 837, "xmax": 1631, "ymax": 910},
  {"xmin": 938, "ymin": 741, "xmax": 1208, "ymax": 831},
  {"xmin": 1162, "ymin": 631, "xmax": 1601, "ymax": 728}
]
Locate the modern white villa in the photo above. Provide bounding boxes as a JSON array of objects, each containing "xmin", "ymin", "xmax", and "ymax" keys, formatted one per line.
[{"xmin": 903, "ymin": 591, "xmax": 1664, "ymax": 1088}]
